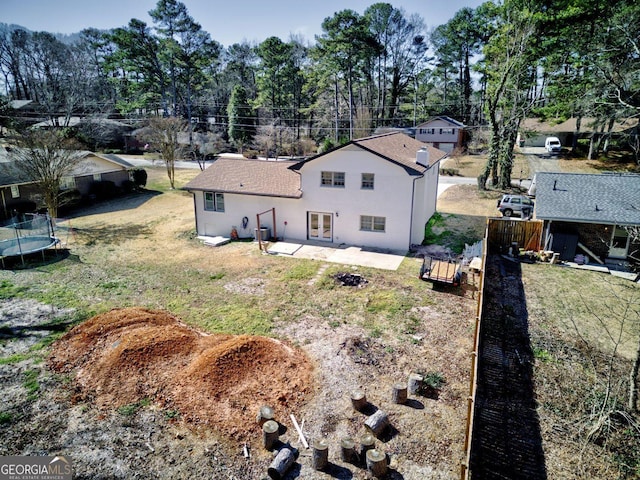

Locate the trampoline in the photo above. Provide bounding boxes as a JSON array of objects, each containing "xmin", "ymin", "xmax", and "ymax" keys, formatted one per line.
[{"xmin": 0, "ymin": 214, "xmax": 60, "ymax": 267}]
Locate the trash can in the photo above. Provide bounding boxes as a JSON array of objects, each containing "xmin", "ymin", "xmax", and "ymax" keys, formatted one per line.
[{"xmin": 254, "ymin": 227, "xmax": 270, "ymax": 241}]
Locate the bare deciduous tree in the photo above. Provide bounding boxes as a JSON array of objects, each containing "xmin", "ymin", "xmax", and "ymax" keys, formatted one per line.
[
  {"xmin": 143, "ymin": 117, "xmax": 187, "ymax": 189},
  {"xmin": 8, "ymin": 129, "xmax": 84, "ymax": 219}
]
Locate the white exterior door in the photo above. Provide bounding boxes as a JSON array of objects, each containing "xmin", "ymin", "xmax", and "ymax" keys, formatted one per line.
[
  {"xmin": 609, "ymin": 225, "xmax": 630, "ymax": 259},
  {"xmin": 308, "ymin": 212, "xmax": 332, "ymax": 241}
]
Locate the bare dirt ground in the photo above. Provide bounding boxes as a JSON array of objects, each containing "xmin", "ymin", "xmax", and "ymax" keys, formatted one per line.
[{"xmin": 0, "ymin": 167, "xmax": 477, "ymax": 479}]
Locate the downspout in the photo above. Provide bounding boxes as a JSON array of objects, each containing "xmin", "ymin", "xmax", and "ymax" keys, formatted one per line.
[{"xmin": 192, "ymin": 191, "xmax": 199, "ymax": 235}]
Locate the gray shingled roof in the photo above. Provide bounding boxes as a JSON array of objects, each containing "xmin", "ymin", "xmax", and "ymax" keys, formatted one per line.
[
  {"xmin": 534, "ymin": 172, "xmax": 640, "ymax": 225},
  {"xmin": 416, "ymin": 116, "xmax": 465, "ymax": 128},
  {"xmin": 294, "ymin": 132, "xmax": 447, "ymax": 175},
  {"xmin": 184, "ymin": 157, "xmax": 302, "ymax": 198},
  {"xmin": 185, "ymin": 133, "xmax": 447, "ymax": 197}
]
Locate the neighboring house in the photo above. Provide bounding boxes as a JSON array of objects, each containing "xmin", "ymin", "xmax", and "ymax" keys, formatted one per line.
[
  {"xmin": 517, "ymin": 117, "xmax": 638, "ymax": 148},
  {"xmin": 185, "ymin": 133, "xmax": 447, "ymax": 252},
  {"xmin": 534, "ymin": 172, "xmax": 640, "ymax": 264},
  {"xmin": 32, "ymin": 117, "xmax": 133, "ymax": 150},
  {"xmin": 414, "ymin": 116, "xmax": 465, "ymax": 154},
  {"xmin": 0, "ymin": 146, "xmax": 133, "ymax": 218}
]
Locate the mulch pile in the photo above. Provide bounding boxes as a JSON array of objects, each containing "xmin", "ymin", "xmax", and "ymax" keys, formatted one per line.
[{"xmin": 48, "ymin": 307, "xmax": 314, "ymax": 440}]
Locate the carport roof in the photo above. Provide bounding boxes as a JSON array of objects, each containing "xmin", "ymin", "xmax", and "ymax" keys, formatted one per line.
[
  {"xmin": 184, "ymin": 156, "xmax": 302, "ymax": 198},
  {"xmin": 521, "ymin": 117, "xmax": 637, "ymax": 134},
  {"xmin": 534, "ymin": 172, "xmax": 640, "ymax": 225}
]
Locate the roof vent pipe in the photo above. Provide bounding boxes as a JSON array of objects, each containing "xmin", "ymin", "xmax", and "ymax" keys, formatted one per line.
[{"xmin": 416, "ymin": 147, "xmax": 430, "ymax": 167}]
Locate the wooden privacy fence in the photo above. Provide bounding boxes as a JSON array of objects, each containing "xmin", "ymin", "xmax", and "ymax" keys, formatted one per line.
[
  {"xmin": 460, "ymin": 222, "xmax": 488, "ymax": 480},
  {"xmin": 486, "ymin": 218, "xmax": 543, "ymax": 253}
]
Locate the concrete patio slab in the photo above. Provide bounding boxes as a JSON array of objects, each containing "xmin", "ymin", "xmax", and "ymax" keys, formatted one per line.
[{"xmin": 266, "ymin": 241, "xmax": 406, "ymax": 271}]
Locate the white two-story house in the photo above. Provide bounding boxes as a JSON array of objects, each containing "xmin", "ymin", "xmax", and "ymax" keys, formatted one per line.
[
  {"xmin": 185, "ymin": 132, "xmax": 447, "ymax": 252},
  {"xmin": 414, "ymin": 116, "xmax": 465, "ymax": 154}
]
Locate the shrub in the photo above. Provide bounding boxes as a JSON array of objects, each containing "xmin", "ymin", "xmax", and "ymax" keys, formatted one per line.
[
  {"xmin": 121, "ymin": 180, "xmax": 136, "ymax": 194},
  {"xmin": 131, "ymin": 168, "xmax": 147, "ymax": 188}
]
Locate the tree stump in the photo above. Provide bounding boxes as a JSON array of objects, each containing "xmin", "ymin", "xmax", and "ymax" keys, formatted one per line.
[
  {"xmin": 408, "ymin": 373, "xmax": 424, "ymax": 395},
  {"xmin": 366, "ymin": 448, "xmax": 388, "ymax": 478},
  {"xmin": 256, "ymin": 405, "xmax": 275, "ymax": 426},
  {"xmin": 311, "ymin": 438, "xmax": 329, "ymax": 471},
  {"xmin": 262, "ymin": 420, "xmax": 279, "ymax": 450},
  {"xmin": 267, "ymin": 447, "xmax": 295, "ymax": 480},
  {"xmin": 340, "ymin": 437, "xmax": 357, "ymax": 464},
  {"xmin": 392, "ymin": 383, "xmax": 407, "ymax": 404},
  {"xmin": 364, "ymin": 410, "xmax": 389, "ymax": 437},
  {"xmin": 350, "ymin": 389, "xmax": 367, "ymax": 411},
  {"xmin": 359, "ymin": 433, "xmax": 375, "ymax": 458}
]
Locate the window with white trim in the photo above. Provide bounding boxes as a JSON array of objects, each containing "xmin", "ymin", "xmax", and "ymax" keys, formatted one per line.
[
  {"xmin": 93, "ymin": 173, "xmax": 102, "ymax": 181},
  {"xmin": 321, "ymin": 171, "xmax": 345, "ymax": 187},
  {"xmin": 60, "ymin": 176, "xmax": 76, "ymax": 190},
  {"xmin": 10, "ymin": 185, "xmax": 19, "ymax": 198},
  {"xmin": 361, "ymin": 173, "xmax": 374, "ymax": 190},
  {"xmin": 204, "ymin": 191, "xmax": 225, "ymax": 212},
  {"xmin": 360, "ymin": 215, "xmax": 385, "ymax": 232},
  {"xmin": 440, "ymin": 128, "xmax": 454, "ymax": 135}
]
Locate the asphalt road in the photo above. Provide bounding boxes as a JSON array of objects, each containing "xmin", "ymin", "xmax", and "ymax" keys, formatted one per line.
[{"xmin": 118, "ymin": 155, "xmax": 214, "ymax": 170}]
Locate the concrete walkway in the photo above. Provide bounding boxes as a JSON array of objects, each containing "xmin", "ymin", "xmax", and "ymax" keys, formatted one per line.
[{"xmin": 266, "ymin": 241, "xmax": 407, "ymax": 271}]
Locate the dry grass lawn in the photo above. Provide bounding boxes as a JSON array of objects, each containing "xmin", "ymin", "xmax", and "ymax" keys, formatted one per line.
[
  {"xmin": 0, "ymin": 165, "xmax": 477, "ymax": 479},
  {"xmin": 1, "ymin": 161, "xmax": 638, "ymax": 479}
]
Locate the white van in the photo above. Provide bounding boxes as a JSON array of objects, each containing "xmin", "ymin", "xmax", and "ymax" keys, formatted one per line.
[{"xmin": 545, "ymin": 136, "xmax": 561, "ymax": 153}]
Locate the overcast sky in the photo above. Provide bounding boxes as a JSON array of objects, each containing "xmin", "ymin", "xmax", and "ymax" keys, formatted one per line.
[{"xmin": 2, "ymin": 0, "xmax": 486, "ymax": 46}]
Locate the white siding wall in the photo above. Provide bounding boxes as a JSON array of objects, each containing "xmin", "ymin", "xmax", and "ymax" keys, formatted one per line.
[
  {"xmin": 192, "ymin": 146, "xmax": 440, "ymax": 252},
  {"xmin": 410, "ymin": 164, "xmax": 439, "ymax": 245},
  {"xmin": 70, "ymin": 156, "xmax": 125, "ymax": 175},
  {"xmin": 193, "ymin": 192, "xmax": 303, "ymax": 240},
  {"xmin": 298, "ymin": 147, "xmax": 416, "ymax": 251}
]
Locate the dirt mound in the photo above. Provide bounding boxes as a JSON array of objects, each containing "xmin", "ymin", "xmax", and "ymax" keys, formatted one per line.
[{"xmin": 49, "ymin": 307, "xmax": 314, "ymax": 440}]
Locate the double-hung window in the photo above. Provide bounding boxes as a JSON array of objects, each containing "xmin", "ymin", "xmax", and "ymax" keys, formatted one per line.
[
  {"xmin": 360, "ymin": 215, "xmax": 385, "ymax": 232},
  {"xmin": 361, "ymin": 173, "xmax": 374, "ymax": 190},
  {"xmin": 204, "ymin": 191, "xmax": 225, "ymax": 212},
  {"xmin": 321, "ymin": 171, "xmax": 345, "ymax": 187}
]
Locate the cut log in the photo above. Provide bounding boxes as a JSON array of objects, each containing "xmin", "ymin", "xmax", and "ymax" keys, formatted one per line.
[
  {"xmin": 408, "ymin": 373, "xmax": 424, "ymax": 395},
  {"xmin": 311, "ymin": 438, "xmax": 329, "ymax": 471},
  {"xmin": 392, "ymin": 383, "xmax": 407, "ymax": 404},
  {"xmin": 350, "ymin": 389, "xmax": 367, "ymax": 411},
  {"xmin": 359, "ymin": 433, "xmax": 375, "ymax": 458},
  {"xmin": 256, "ymin": 405, "xmax": 275, "ymax": 426},
  {"xmin": 364, "ymin": 410, "xmax": 389, "ymax": 437},
  {"xmin": 340, "ymin": 437, "xmax": 357, "ymax": 464},
  {"xmin": 267, "ymin": 447, "xmax": 295, "ymax": 480},
  {"xmin": 366, "ymin": 448, "xmax": 388, "ymax": 478},
  {"xmin": 262, "ymin": 420, "xmax": 279, "ymax": 450}
]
